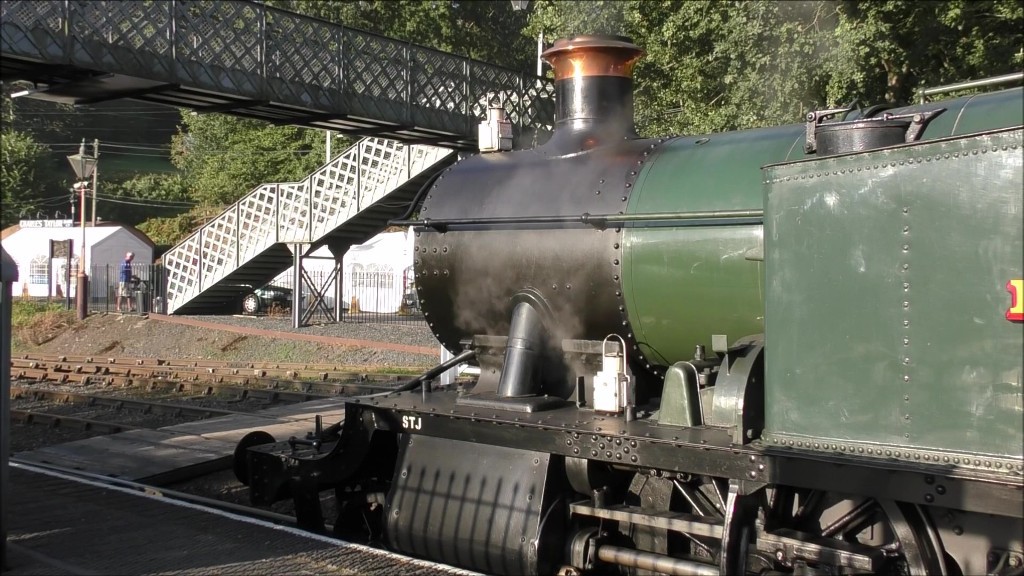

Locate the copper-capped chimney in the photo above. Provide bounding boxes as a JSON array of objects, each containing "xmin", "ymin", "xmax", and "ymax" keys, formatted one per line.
[{"xmin": 540, "ymin": 34, "xmax": 644, "ymax": 149}]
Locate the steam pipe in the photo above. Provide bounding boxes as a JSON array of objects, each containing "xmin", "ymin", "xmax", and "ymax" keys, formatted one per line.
[
  {"xmin": 498, "ymin": 302, "xmax": 544, "ymax": 397},
  {"xmin": 391, "ymin": 209, "xmax": 764, "ymax": 230},
  {"xmin": 368, "ymin": 348, "xmax": 476, "ymax": 397},
  {"xmin": 596, "ymin": 545, "xmax": 719, "ymax": 576},
  {"xmin": 393, "ymin": 168, "xmax": 447, "ymax": 223}
]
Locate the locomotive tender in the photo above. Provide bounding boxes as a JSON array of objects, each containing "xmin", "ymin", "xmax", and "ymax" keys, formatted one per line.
[{"xmin": 237, "ymin": 36, "xmax": 1023, "ymax": 575}]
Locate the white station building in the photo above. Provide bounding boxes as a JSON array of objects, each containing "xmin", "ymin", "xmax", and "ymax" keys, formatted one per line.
[{"xmin": 0, "ymin": 219, "xmax": 154, "ymax": 299}]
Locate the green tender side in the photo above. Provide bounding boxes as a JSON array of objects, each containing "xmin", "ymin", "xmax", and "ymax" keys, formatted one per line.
[
  {"xmin": 763, "ymin": 128, "xmax": 1023, "ymax": 461},
  {"xmin": 623, "ymin": 125, "xmax": 804, "ymax": 367}
]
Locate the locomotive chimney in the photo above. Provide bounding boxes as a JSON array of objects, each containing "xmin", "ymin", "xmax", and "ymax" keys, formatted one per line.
[{"xmin": 541, "ymin": 35, "xmax": 644, "ymax": 148}]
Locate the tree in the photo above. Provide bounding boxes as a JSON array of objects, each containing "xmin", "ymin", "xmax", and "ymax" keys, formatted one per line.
[
  {"xmin": 525, "ymin": 1, "xmax": 837, "ymax": 134},
  {"xmin": 95, "ymin": 173, "xmax": 192, "ymax": 226},
  {"xmin": 2, "ymin": 82, "xmax": 71, "ymax": 227},
  {"xmin": 136, "ymin": 207, "xmax": 205, "ymax": 251},
  {"xmin": 0, "ymin": 128, "xmax": 52, "ymax": 227},
  {"xmin": 170, "ymin": 113, "xmax": 333, "ymax": 206},
  {"xmin": 827, "ymin": 0, "xmax": 1024, "ymax": 105},
  {"xmin": 525, "ymin": 0, "xmax": 1023, "ymax": 136}
]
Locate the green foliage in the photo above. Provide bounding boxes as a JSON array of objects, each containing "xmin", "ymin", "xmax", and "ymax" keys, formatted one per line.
[
  {"xmin": 137, "ymin": 207, "xmax": 203, "ymax": 248},
  {"xmin": 827, "ymin": 0, "xmax": 1024, "ymax": 105},
  {"xmin": 11, "ymin": 299, "xmax": 67, "ymax": 327},
  {"xmin": 101, "ymin": 153, "xmax": 176, "ymax": 179},
  {"xmin": 634, "ymin": 1, "xmax": 836, "ymax": 134},
  {"xmin": 525, "ymin": 0, "xmax": 1022, "ymax": 136},
  {"xmin": 1, "ymin": 128, "xmax": 52, "ymax": 227},
  {"xmin": 98, "ymin": 172, "xmax": 192, "ymax": 226},
  {"xmin": 527, "ymin": 1, "xmax": 838, "ymax": 134},
  {"xmin": 525, "ymin": 0, "xmax": 632, "ymax": 40},
  {"xmin": 11, "ymin": 300, "xmax": 77, "ymax": 350},
  {"xmin": 1, "ymin": 81, "xmax": 76, "ymax": 143},
  {"xmin": 170, "ymin": 113, "xmax": 335, "ymax": 206}
]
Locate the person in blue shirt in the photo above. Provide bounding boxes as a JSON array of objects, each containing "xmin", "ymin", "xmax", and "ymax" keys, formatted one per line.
[{"xmin": 117, "ymin": 251, "xmax": 134, "ymax": 312}]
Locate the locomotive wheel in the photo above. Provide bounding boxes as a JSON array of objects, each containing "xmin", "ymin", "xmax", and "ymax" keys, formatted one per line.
[{"xmin": 754, "ymin": 487, "xmax": 948, "ymax": 575}]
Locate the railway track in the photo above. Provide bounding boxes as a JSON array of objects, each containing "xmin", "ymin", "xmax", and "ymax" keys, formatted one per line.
[
  {"xmin": 10, "ymin": 353, "xmax": 408, "ymax": 393},
  {"xmin": 10, "ymin": 384, "xmax": 290, "ymax": 441},
  {"xmin": 7, "ymin": 353, "xmax": 417, "ymax": 454},
  {"xmin": 11, "ymin": 386, "xmax": 271, "ymax": 418}
]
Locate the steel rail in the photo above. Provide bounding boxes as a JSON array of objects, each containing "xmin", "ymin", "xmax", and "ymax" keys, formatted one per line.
[
  {"xmin": 10, "ymin": 387, "xmax": 263, "ymax": 419},
  {"xmin": 11, "ymin": 363, "xmax": 406, "ymax": 393},
  {"xmin": 10, "ymin": 381, "xmax": 333, "ymax": 405},
  {"xmin": 10, "ymin": 410, "xmax": 141, "ymax": 434},
  {"xmin": 14, "ymin": 353, "xmax": 417, "ymax": 379}
]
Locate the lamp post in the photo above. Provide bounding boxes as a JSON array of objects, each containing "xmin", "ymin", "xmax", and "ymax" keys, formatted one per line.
[
  {"xmin": 67, "ymin": 140, "xmax": 97, "ymax": 320},
  {"xmin": 509, "ymin": 1, "xmax": 543, "ymax": 77}
]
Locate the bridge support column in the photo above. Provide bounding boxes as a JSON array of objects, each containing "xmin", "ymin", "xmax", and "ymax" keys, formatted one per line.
[
  {"xmin": 291, "ymin": 243, "xmax": 303, "ymax": 329},
  {"xmin": 327, "ymin": 241, "xmax": 355, "ymax": 322},
  {"xmin": 333, "ymin": 260, "xmax": 343, "ymax": 322}
]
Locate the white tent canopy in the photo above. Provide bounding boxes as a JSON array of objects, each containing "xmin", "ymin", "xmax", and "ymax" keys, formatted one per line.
[{"xmin": 342, "ymin": 230, "xmax": 414, "ymax": 313}]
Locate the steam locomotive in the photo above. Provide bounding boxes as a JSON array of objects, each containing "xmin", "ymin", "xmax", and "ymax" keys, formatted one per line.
[{"xmin": 236, "ymin": 36, "xmax": 1023, "ymax": 575}]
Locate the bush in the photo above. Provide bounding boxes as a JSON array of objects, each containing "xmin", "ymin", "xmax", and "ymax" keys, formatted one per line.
[{"xmin": 11, "ymin": 300, "xmax": 78, "ymax": 347}]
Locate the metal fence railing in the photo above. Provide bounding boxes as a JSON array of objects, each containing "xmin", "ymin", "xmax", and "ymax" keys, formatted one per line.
[
  {"xmin": 37, "ymin": 264, "xmax": 426, "ymax": 327},
  {"xmin": 80, "ymin": 262, "xmax": 164, "ymax": 315}
]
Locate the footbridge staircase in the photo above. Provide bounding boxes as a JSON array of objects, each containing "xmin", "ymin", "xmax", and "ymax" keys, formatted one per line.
[{"xmin": 162, "ymin": 138, "xmax": 455, "ymax": 315}]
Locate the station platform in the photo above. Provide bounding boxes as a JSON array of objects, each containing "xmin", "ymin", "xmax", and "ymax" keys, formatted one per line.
[
  {"xmin": 3, "ymin": 463, "xmax": 477, "ymax": 576},
  {"xmin": 13, "ymin": 398, "xmax": 346, "ymax": 484}
]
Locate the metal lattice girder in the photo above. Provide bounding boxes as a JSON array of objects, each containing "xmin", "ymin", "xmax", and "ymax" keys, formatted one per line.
[
  {"xmin": 162, "ymin": 137, "xmax": 453, "ymax": 314},
  {"xmin": 0, "ymin": 0, "xmax": 555, "ymax": 148}
]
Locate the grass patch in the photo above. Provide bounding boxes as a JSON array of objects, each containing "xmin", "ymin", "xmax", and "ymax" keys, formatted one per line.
[
  {"xmin": 362, "ymin": 366, "xmax": 428, "ymax": 376},
  {"xmin": 11, "ymin": 300, "xmax": 78, "ymax": 349}
]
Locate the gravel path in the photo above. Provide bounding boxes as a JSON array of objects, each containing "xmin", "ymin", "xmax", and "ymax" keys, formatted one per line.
[{"xmin": 18, "ymin": 312, "xmax": 445, "ymax": 370}]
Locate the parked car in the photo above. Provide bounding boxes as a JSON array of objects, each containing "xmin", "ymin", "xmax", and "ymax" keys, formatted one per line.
[
  {"xmin": 241, "ymin": 284, "xmax": 292, "ymax": 314},
  {"xmin": 239, "ymin": 284, "xmax": 338, "ymax": 315}
]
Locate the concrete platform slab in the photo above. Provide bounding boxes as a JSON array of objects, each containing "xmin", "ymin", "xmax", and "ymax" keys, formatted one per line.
[
  {"xmin": 256, "ymin": 397, "xmax": 348, "ymax": 419},
  {"xmin": 12, "ymin": 398, "xmax": 350, "ymax": 484},
  {"xmin": 14, "ymin": 429, "xmax": 234, "ymax": 484},
  {"xmin": 161, "ymin": 414, "xmax": 316, "ymax": 444}
]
